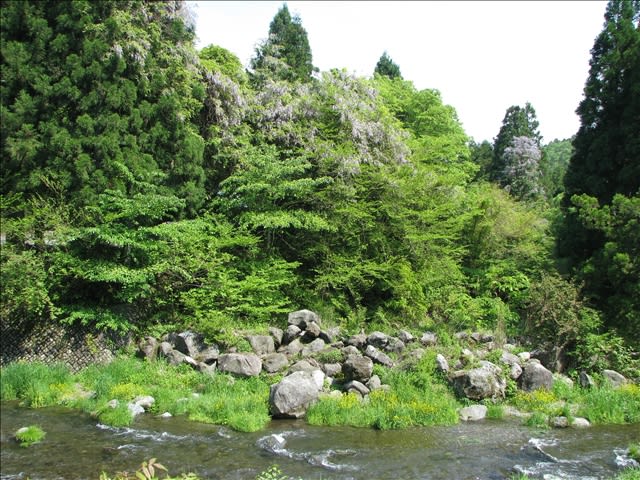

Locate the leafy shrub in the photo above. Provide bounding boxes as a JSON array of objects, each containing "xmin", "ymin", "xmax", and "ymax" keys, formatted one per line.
[{"xmin": 14, "ymin": 425, "xmax": 46, "ymax": 447}]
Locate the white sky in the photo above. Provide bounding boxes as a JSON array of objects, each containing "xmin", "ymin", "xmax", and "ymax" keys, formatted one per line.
[{"xmin": 188, "ymin": 1, "xmax": 607, "ymax": 143}]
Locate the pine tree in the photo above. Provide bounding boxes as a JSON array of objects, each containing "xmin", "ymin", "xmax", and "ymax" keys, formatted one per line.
[
  {"xmin": 374, "ymin": 51, "xmax": 402, "ymax": 79},
  {"xmin": 490, "ymin": 103, "xmax": 542, "ymax": 183},
  {"xmin": 558, "ymin": 0, "xmax": 640, "ymax": 338},
  {"xmin": 250, "ymin": 4, "xmax": 315, "ymax": 82}
]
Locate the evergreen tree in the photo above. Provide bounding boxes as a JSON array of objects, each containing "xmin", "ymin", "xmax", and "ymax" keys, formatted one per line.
[
  {"xmin": 490, "ymin": 103, "xmax": 542, "ymax": 184},
  {"xmin": 250, "ymin": 4, "xmax": 315, "ymax": 82},
  {"xmin": 558, "ymin": 0, "xmax": 640, "ymax": 339},
  {"xmin": 374, "ymin": 51, "xmax": 402, "ymax": 79}
]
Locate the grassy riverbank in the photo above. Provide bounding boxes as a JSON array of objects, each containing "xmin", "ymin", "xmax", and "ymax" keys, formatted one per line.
[{"xmin": 2, "ymin": 355, "xmax": 639, "ymax": 432}]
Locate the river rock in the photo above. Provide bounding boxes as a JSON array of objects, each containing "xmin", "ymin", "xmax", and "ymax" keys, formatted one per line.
[
  {"xmin": 290, "ymin": 359, "xmax": 321, "ymax": 373},
  {"xmin": 171, "ymin": 331, "xmax": 204, "ymax": 358},
  {"xmin": 158, "ymin": 341, "xmax": 173, "ymax": 357},
  {"xmin": 137, "ymin": 336, "xmax": 158, "ymax": 361},
  {"xmin": 459, "ymin": 405, "xmax": 487, "ymax": 421},
  {"xmin": 283, "ymin": 325, "xmax": 302, "ymax": 344},
  {"xmin": 366, "ymin": 374, "xmax": 382, "ymax": 391},
  {"xmin": 509, "ymin": 362, "xmax": 523, "ymax": 380},
  {"xmin": 451, "ymin": 364, "xmax": 506, "ymax": 400},
  {"xmin": 579, "ymin": 371, "xmax": 596, "ymax": 389},
  {"xmin": 319, "ymin": 326, "xmax": 341, "ymax": 344},
  {"xmin": 165, "ymin": 349, "xmax": 198, "ymax": 369},
  {"xmin": 247, "ymin": 335, "xmax": 275, "ymax": 356},
  {"xmin": 518, "ymin": 351, "xmax": 531, "ymax": 363},
  {"xmin": 570, "ymin": 417, "xmax": 591, "ymax": 428},
  {"xmin": 303, "ymin": 321, "xmax": 322, "ymax": 341},
  {"xmin": 385, "ymin": 337, "xmax": 406, "ymax": 354},
  {"xmin": 346, "ymin": 333, "xmax": 367, "ymax": 349},
  {"xmin": 301, "ymin": 338, "xmax": 326, "ymax": 357},
  {"xmin": 420, "ymin": 332, "xmax": 437, "ymax": 346},
  {"xmin": 322, "ymin": 362, "xmax": 342, "ymax": 377},
  {"xmin": 398, "ymin": 330, "xmax": 414, "ymax": 344},
  {"xmin": 269, "ymin": 371, "xmax": 322, "ymax": 418},
  {"xmin": 364, "ymin": 345, "xmax": 393, "ymax": 367},
  {"xmin": 128, "ymin": 402, "xmax": 145, "ymax": 417},
  {"xmin": 198, "ymin": 362, "xmax": 216, "ymax": 375},
  {"xmin": 344, "ymin": 380, "xmax": 370, "ymax": 396},
  {"xmin": 133, "ymin": 395, "xmax": 155, "ymax": 410},
  {"xmin": 288, "ymin": 309, "xmax": 320, "ymax": 329},
  {"xmin": 343, "ymin": 355, "xmax": 374, "ymax": 382},
  {"xmin": 268, "ymin": 327, "xmax": 284, "ymax": 348},
  {"xmin": 435, "ymin": 353, "xmax": 449, "ymax": 373},
  {"xmin": 520, "ymin": 361, "xmax": 553, "ymax": 391},
  {"xmin": 367, "ymin": 331, "xmax": 389, "ymax": 349},
  {"xmin": 279, "ymin": 337, "xmax": 303, "ymax": 356},
  {"xmin": 342, "ymin": 345, "xmax": 361, "ymax": 357},
  {"xmin": 263, "ymin": 353, "xmax": 289, "ymax": 373},
  {"xmin": 602, "ymin": 369, "xmax": 627, "ymax": 387},
  {"xmin": 500, "ymin": 351, "xmax": 520, "ymax": 366},
  {"xmin": 196, "ymin": 345, "xmax": 220, "ymax": 364},
  {"xmin": 551, "ymin": 416, "xmax": 569, "ymax": 428},
  {"xmin": 217, "ymin": 353, "xmax": 262, "ymax": 377}
]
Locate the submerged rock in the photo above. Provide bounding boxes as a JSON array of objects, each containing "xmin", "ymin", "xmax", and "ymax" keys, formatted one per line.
[{"xmin": 459, "ymin": 405, "xmax": 487, "ymax": 421}]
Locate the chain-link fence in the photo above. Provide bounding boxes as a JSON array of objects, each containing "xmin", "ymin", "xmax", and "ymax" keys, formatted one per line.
[{"xmin": 1, "ymin": 316, "xmax": 130, "ymax": 372}]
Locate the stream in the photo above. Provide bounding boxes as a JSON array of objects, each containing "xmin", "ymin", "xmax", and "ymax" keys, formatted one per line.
[{"xmin": 1, "ymin": 401, "xmax": 638, "ymax": 479}]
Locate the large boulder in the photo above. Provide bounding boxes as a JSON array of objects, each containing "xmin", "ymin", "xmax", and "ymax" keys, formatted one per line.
[
  {"xmin": 247, "ymin": 335, "xmax": 275, "ymax": 356},
  {"xmin": 137, "ymin": 336, "xmax": 158, "ymax": 361},
  {"xmin": 288, "ymin": 309, "xmax": 320, "ymax": 329},
  {"xmin": 170, "ymin": 331, "xmax": 204, "ymax": 358},
  {"xmin": 301, "ymin": 338, "xmax": 326, "ymax": 357},
  {"xmin": 451, "ymin": 363, "xmax": 506, "ymax": 400},
  {"xmin": 367, "ymin": 331, "xmax": 389, "ymax": 349},
  {"xmin": 420, "ymin": 332, "xmax": 437, "ymax": 346},
  {"xmin": 520, "ymin": 361, "xmax": 553, "ymax": 391},
  {"xmin": 364, "ymin": 345, "xmax": 394, "ymax": 367},
  {"xmin": 262, "ymin": 353, "xmax": 289, "ymax": 373},
  {"xmin": 196, "ymin": 345, "xmax": 219, "ymax": 365},
  {"xmin": 602, "ymin": 369, "xmax": 627, "ymax": 387},
  {"xmin": 217, "ymin": 353, "xmax": 262, "ymax": 377},
  {"xmin": 343, "ymin": 355, "xmax": 374, "ymax": 382},
  {"xmin": 269, "ymin": 371, "xmax": 322, "ymax": 418}
]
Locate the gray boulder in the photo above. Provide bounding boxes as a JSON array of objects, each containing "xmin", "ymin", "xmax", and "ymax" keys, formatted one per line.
[
  {"xmin": 344, "ymin": 380, "xmax": 370, "ymax": 396},
  {"xmin": 385, "ymin": 337, "xmax": 406, "ymax": 354},
  {"xmin": 283, "ymin": 325, "xmax": 302, "ymax": 344},
  {"xmin": 520, "ymin": 361, "xmax": 553, "ymax": 391},
  {"xmin": 196, "ymin": 345, "xmax": 220, "ymax": 364},
  {"xmin": 303, "ymin": 321, "xmax": 322, "ymax": 341},
  {"xmin": 319, "ymin": 326, "xmax": 341, "ymax": 344},
  {"xmin": 262, "ymin": 353, "xmax": 289, "ymax": 373},
  {"xmin": 367, "ymin": 331, "xmax": 389, "ymax": 349},
  {"xmin": 269, "ymin": 327, "xmax": 284, "ymax": 348},
  {"xmin": 509, "ymin": 363, "xmax": 523, "ymax": 380},
  {"xmin": 165, "ymin": 349, "xmax": 198, "ymax": 369},
  {"xmin": 603, "ymin": 369, "xmax": 627, "ymax": 387},
  {"xmin": 158, "ymin": 341, "xmax": 173, "ymax": 357},
  {"xmin": 571, "ymin": 417, "xmax": 591, "ymax": 428},
  {"xmin": 500, "ymin": 351, "xmax": 520, "ymax": 366},
  {"xmin": 341, "ymin": 345, "xmax": 361, "ymax": 357},
  {"xmin": 279, "ymin": 337, "xmax": 303, "ymax": 356},
  {"xmin": 322, "ymin": 362, "xmax": 342, "ymax": 377},
  {"xmin": 366, "ymin": 375, "xmax": 382, "ymax": 391},
  {"xmin": 551, "ymin": 416, "xmax": 569, "ymax": 428},
  {"xmin": 288, "ymin": 309, "xmax": 320, "ymax": 329},
  {"xmin": 247, "ymin": 335, "xmax": 275, "ymax": 356},
  {"xmin": 290, "ymin": 359, "xmax": 321, "ymax": 373},
  {"xmin": 301, "ymin": 338, "xmax": 326, "ymax": 357},
  {"xmin": 397, "ymin": 330, "xmax": 414, "ymax": 344},
  {"xmin": 452, "ymin": 364, "xmax": 506, "ymax": 400},
  {"xmin": 171, "ymin": 331, "xmax": 204, "ymax": 358},
  {"xmin": 346, "ymin": 333, "xmax": 367, "ymax": 349},
  {"xmin": 435, "ymin": 353, "xmax": 449, "ymax": 373},
  {"xmin": 137, "ymin": 336, "xmax": 158, "ymax": 361},
  {"xmin": 217, "ymin": 353, "xmax": 262, "ymax": 377},
  {"xmin": 269, "ymin": 371, "xmax": 322, "ymax": 418},
  {"xmin": 579, "ymin": 371, "xmax": 596, "ymax": 389},
  {"xmin": 343, "ymin": 355, "xmax": 374, "ymax": 382},
  {"xmin": 364, "ymin": 345, "xmax": 394, "ymax": 367},
  {"xmin": 459, "ymin": 405, "xmax": 487, "ymax": 421},
  {"xmin": 420, "ymin": 332, "xmax": 437, "ymax": 346}
]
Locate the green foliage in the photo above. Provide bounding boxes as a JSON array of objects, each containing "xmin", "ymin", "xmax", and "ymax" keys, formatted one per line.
[
  {"xmin": 615, "ymin": 469, "xmax": 640, "ymax": 480},
  {"xmin": 14, "ymin": 425, "xmax": 46, "ymax": 447},
  {"xmin": 629, "ymin": 443, "xmax": 640, "ymax": 463},
  {"xmin": 524, "ymin": 411, "xmax": 549, "ymax": 429},
  {"xmin": 558, "ymin": 0, "xmax": 640, "ymax": 341},
  {"xmin": 573, "ymin": 331, "xmax": 640, "ymax": 379},
  {"xmin": 541, "ymin": 138, "xmax": 573, "ymax": 199},
  {"xmin": 199, "ymin": 44, "xmax": 246, "ymax": 83},
  {"xmin": 374, "ymin": 51, "xmax": 402, "ymax": 79},
  {"xmin": 250, "ymin": 4, "xmax": 315, "ymax": 83},
  {"xmin": 490, "ymin": 103, "xmax": 542, "ymax": 184},
  {"xmin": 0, "ymin": 361, "xmax": 71, "ymax": 407},
  {"xmin": 100, "ymin": 458, "xmax": 200, "ymax": 480},
  {"xmin": 308, "ymin": 353, "xmax": 459, "ymax": 429},
  {"xmin": 578, "ymin": 384, "xmax": 640, "ymax": 424},
  {"xmin": 255, "ymin": 465, "xmax": 288, "ymax": 480}
]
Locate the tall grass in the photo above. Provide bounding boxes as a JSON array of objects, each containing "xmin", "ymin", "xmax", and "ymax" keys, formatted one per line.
[
  {"xmin": 578, "ymin": 384, "xmax": 640, "ymax": 424},
  {"xmin": 1, "ymin": 361, "xmax": 71, "ymax": 407}
]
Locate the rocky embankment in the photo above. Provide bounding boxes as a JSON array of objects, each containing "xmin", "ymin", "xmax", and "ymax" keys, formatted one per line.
[{"xmin": 132, "ymin": 309, "xmax": 633, "ymax": 425}]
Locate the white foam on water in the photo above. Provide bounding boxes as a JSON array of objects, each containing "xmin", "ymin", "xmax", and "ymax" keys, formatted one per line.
[
  {"xmin": 95, "ymin": 424, "xmax": 187, "ymax": 442},
  {"xmin": 614, "ymin": 447, "xmax": 640, "ymax": 468}
]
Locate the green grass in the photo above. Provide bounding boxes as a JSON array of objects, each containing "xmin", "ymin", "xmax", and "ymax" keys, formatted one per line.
[
  {"xmin": 578, "ymin": 384, "xmax": 640, "ymax": 424},
  {"xmin": 307, "ymin": 352, "xmax": 460, "ymax": 429},
  {"xmin": 630, "ymin": 443, "xmax": 640, "ymax": 462},
  {"xmin": 615, "ymin": 469, "xmax": 640, "ymax": 480},
  {"xmin": 1, "ymin": 357, "xmax": 271, "ymax": 432},
  {"xmin": 14, "ymin": 424, "xmax": 46, "ymax": 447}
]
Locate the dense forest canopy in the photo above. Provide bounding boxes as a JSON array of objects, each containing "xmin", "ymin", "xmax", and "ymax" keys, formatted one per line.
[{"xmin": 1, "ymin": 0, "xmax": 638, "ymax": 373}]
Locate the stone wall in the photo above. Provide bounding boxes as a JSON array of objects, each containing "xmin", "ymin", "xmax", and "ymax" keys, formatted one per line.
[{"xmin": 1, "ymin": 317, "xmax": 129, "ymax": 372}]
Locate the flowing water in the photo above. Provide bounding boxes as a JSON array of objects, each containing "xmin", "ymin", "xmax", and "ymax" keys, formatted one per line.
[{"xmin": 1, "ymin": 402, "xmax": 638, "ymax": 479}]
